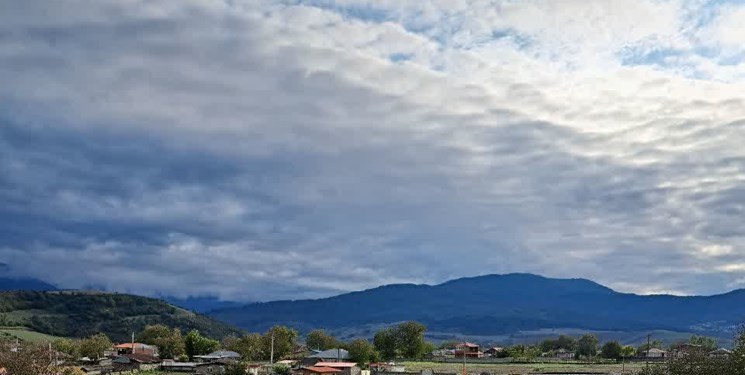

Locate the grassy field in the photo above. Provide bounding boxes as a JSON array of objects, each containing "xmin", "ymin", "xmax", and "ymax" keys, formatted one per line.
[
  {"xmin": 0, "ymin": 326, "xmax": 62, "ymax": 343},
  {"xmin": 402, "ymin": 360, "xmax": 647, "ymax": 374}
]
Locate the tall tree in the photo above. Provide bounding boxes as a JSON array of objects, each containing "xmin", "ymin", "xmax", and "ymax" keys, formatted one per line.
[
  {"xmin": 226, "ymin": 333, "xmax": 264, "ymax": 361},
  {"xmin": 138, "ymin": 324, "xmax": 185, "ymax": 359},
  {"xmin": 373, "ymin": 328, "xmax": 397, "ymax": 360},
  {"xmin": 184, "ymin": 330, "xmax": 220, "ymax": 359},
  {"xmin": 79, "ymin": 333, "xmax": 112, "ymax": 360},
  {"xmin": 262, "ymin": 325, "xmax": 298, "ymax": 360},
  {"xmin": 52, "ymin": 338, "xmax": 81, "ymax": 359},
  {"xmin": 600, "ymin": 341, "xmax": 622, "ymax": 360},
  {"xmin": 348, "ymin": 339, "xmax": 378, "ymax": 365},
  {"xmin": 577, "ymin": 334, "xmax": 598, "ymax": 358},
  {"xmin": 306, "ymin": 330, "xmax": 338, "ymax": 351},
  {"xmin": 689, "ymin": 335, "xmax": 718, "ymax": 351},
  {"xmin": 394, "ymin": 321, "xmax": 427, "ymax": 358},
  {"xmin": 731, "ymin": 325, "xmax": 745, "ymax": 374}
]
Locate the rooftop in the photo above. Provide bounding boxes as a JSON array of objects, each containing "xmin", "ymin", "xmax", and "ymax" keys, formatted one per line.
[
  {"xmin": 309, "ymin": 348, "xmax": 349, "ymax": 359},
  {"xmin": 303, "ymin": 366, "xmax": 343, "ymax": 373},
  {"xmin": 315, "ymin": 362, "xmax": 359, "ymax": 368}
]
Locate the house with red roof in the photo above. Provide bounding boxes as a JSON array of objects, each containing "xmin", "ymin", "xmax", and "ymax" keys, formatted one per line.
[
  {"xmin": 314, "ymin": 362, "xmax": 361, "ymax": 375},
  {"xmin": 113, "ymin": 342, "xmax": 158, "ymax": 356},
  {"xmin": 455, "ymin": 342, "xmax": 482, "ymax": 358},
  {"xmin": 298, "ymin": 366, "xmax": 344, "ymax": 375}
]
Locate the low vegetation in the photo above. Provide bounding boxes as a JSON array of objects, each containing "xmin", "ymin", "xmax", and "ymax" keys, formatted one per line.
[{"xmin": 0, "ymin": 291, "xmax": 242, "ymax": 341}]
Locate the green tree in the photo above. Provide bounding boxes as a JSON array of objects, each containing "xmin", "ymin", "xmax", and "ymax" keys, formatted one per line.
[
  {"xmin": 438, "ymin": 340, "xmax": 460, "ymax": 349},
  {"xmin": 138, "ymin": 324, "xmax": 185, "ymax": 359},
  {"xmin": 620, "ymin": 345, "xmax": 635, "ymax": 359},
  {"xmin": 273, "ymin": 364, "xmax": 292, "ymax": 375},
  {"xmin": 638, "ymin": 339, "xmax": 663, "ymax": 354},
  {"xmin": 556, "ymin": 335, "xmax": 578, "ymax": 351},
  {"xmin": 262, "ymin": 325, "xmax": 298, "ymax": 360},
  {"xmin": 524, "ymin": 345, "xmax": 541, "ymax": 361},
  {"xmin": 306, "ymin": 330, "xmax": 338, "ymax": 351},
  {"xmin": 730, "ymin": 325, "xmax": 745, "ymax": 374},
  {"xmin": 348, "ymin": 339, "xmax": 378, "ymax": 365},
  {"xmin": 539, "ymin": 339, "xmax": 555, "ymax": 353},
  {"xmin": 394, "ymin": 321, "xmax": 427, "ymax": 358},
  {"xmin": 79, "ymin": 333, "xmax": 112, "ymax": 360},
  {"xmin": 225, "ymin": 362, "xmax": 248, "ymax": 375},
  {"xmin": 373, "ymin": 328, "xmax": 397, "ymax": 360},
  {"xmin": 506, "ymin": 344, "xmax": 526, "ymax": 358},
  {"xmin": 52, "ymin": 338, "xmax": 81, "ymax": 359},
  {"xmin": 227, "ymin": 333, "xmax": 264, "ymax": 361},
  {"xmin": 600, "ymin": 341, "xmax": 622, "ymax": 360},
  {"xmin": 184, "ymin": 330, "xmax": 220, "ymax": 359},
  {"xmin": 689, "ymin": 335, "xmax": 718, "ymax": 351},
  {"xmin": 577, "ymin": 334, "xmax": 598, "ymax": 358}
]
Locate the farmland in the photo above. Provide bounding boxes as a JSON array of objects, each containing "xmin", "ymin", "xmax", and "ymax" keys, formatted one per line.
[
  {"xmin": 0, "ymin": 326, "xmax": 62, "ymax": 343},
  {"xmin": 402, "ymin": 360, "xmax": 646, "ymax": 375}
]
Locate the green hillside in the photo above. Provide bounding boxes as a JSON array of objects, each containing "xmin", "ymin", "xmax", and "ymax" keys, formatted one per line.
[
  {"xmin": 0, "ymin": 327, "xmax": 62, "ymax": 343},
  {"xmin": 0, "ymin": 291, "xmax": 242, "ymax": 341}
]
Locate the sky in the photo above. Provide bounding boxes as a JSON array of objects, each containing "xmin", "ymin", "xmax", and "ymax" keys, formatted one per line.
[{"xmin": 0, "ymin": 0, "xmax": 744, "ymax": 302}]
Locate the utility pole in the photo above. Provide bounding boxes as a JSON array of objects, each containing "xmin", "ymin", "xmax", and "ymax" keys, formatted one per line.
[
  {"xmin": 132, "ymin": 332, "xmax": 136, "ymax": 354},
  {"xmin": 270, "ymin": 331, "xmax": 275, "ymax": 364}
]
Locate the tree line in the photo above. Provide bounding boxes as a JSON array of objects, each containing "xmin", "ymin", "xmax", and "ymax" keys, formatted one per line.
[
  {"xmin": 639, "ymin": 327, "xmax": 745, "ymax": 375},
  {"xmin": 49, "ymin": 326, "xmax": 223, "ymax": 361},
  {"xmin": 223, "ymin": 321, "xmax": 432, "ymax": 364}
]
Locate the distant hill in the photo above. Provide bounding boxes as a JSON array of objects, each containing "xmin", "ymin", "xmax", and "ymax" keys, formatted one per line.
[
  {"xmin": 0, "ymin": 291, "xmax": 242, "ymax": 341},
  {"xmin": 163, "ymin": 296, "xmax": 243, "ymax": 313},
  {"xmin": 208, "ymin": 273, "xmax": 745, "ymax": 340},
  {"xmin": 0, "ymin": 277, "xmax": 58, "ymax": 291}
]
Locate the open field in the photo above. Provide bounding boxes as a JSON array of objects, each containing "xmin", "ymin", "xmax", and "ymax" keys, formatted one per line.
[
  {"xmin": 0, "ymin": 327, "xmax": 62, "ymax": 343},
  {"xmin": 402, "ymin": 361, "xmax": 647, "ymax": 375}
]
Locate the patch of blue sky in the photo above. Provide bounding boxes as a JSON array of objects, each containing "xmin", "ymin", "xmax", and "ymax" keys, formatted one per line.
[
  {"xmin": 453, "ymin": 28, "xmax": 533, "ymax": 51},
  {"xmin": 717, "ymin": 51, "xmax": 745, "ymax": 66},
  {"xmin": 388, "ymin": 53, "xmax": 414, "ymax": 63},
  {"xmin": 619, "ymin": 46, "xmax": 688, "ymax": 67},
  {"xmin": 283, "ymin": 0, "xmax": 392, "ymax": 23}
]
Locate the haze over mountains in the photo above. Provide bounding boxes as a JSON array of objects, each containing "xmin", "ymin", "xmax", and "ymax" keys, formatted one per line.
[
  {"xmin": 207, "ymin": 274, "xmax": 745, "ymax": 341},
  {"xmin": 3, "ymin": 273, "xmax": 745, "ymax": 343}
]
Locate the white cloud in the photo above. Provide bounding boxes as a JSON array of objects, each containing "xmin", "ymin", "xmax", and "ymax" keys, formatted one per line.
[{"xmin": 0, "ymin": 0, "xmax": 744, "ymax": 300}]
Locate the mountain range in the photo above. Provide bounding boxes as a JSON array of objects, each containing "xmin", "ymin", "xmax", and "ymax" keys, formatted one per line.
[
  {"xmin": 4, "ymin": 273, "xmax": 745, "ymax": 344},
  {"xmin": 207, "ymin": 273, "xmax": 745, "ymax": 342}
]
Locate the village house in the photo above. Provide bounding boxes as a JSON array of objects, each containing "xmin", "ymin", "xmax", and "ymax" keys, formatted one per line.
[
  {"xmin": 314, "ymin": 362, "xmax": 361, "ymax": 375},
  {"xmin": 454, "ymin": 342, "xmax": 482, "ymax": 358},
  {"xmin": 643, "ymin": 348, "xmax": 667, "ymax": 358},
  {"xmin": 161, "ymin": 360, "xmax": 198, "ymax": 372},
  {"xmin": 370, "ymin": 362, "xmax": 406, "ymax": 373},
  {"xmin": 670, "ymin": 343, "xmax": 705, "ymax": 358},
  {"xmin": 483, "ymin": 347, "xmax": 503, "ymax": 357},
  {"xmin": 554, "ymin": 349, "xmax": 575, "ymax": 360},
  {"xmin": 112, "ymin": 352, "xmax": 161, "ymax": 371},
  {"xmin": 161, "ymin": 359, "xmax": 232, "ymax": 374},
  {"xmin": 297, "ymin": 366, "xmax": 343, "ymax": 375},
  {"xmin": 301, "ymin": 348, "xmax": 350, "ymax": 366},
  {"xmin": 194, "ymin": 350, "xmax": 241, "ymax": 363},
  {"xmin": 113, "ymin": 342, "xmax": 158, "ymax": 356}
]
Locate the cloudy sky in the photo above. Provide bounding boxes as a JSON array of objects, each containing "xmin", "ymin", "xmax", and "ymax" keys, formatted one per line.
[{"xmin": 1, "ymin": 0, "xmax": 744, "ymax": 301}]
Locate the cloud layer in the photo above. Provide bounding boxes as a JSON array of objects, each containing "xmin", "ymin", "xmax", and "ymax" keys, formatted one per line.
[{"xmin": 0, "ymin": 0, "xmax": 744, "ymax": 301}]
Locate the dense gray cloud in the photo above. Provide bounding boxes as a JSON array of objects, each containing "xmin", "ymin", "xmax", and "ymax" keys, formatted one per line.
[{"xmin": 0, "ymin": 0, "xmax": 744, "ymax": 301}]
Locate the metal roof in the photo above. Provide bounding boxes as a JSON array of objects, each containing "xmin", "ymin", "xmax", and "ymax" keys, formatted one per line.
[
  {"xmin": 308, "ymin": 348, "xmax": 349, "ymax": 359},
  {"xmin": 206, "ymin": 350, "xmax": 241, "ymax": 358}
]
